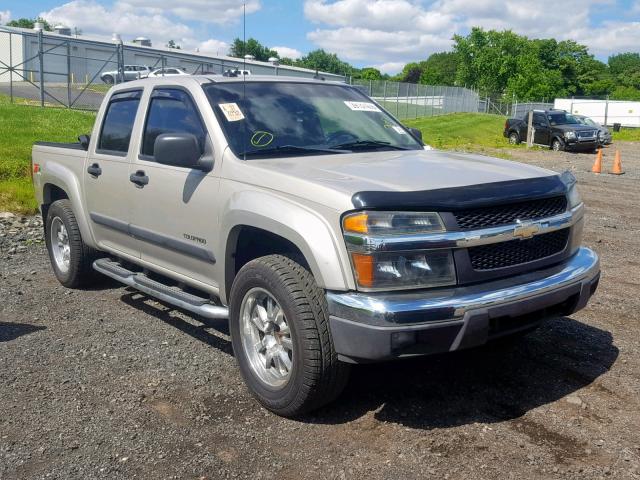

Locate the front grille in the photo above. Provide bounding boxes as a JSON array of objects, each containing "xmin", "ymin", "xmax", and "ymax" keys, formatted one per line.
[
  {"xmin": 454, "ymin": 196, "xmax": 567, "ymax": 230},
  {"xmin": 577, "ymin": 130, "xmax": 597, "ymax": 139},
  {"xmin": 468, "ymin": 229, "xmax": 570, "ymax": 270}
]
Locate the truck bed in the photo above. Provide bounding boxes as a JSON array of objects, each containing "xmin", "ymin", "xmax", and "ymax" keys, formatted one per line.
[{"xmin": 34, "ymin": 141, "xmax": 86, "ymax": 150}]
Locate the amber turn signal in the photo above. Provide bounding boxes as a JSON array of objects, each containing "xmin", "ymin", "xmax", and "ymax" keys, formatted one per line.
[
  {"xmin": 350, "ymin": 252, "xmax": 374, "ymax": 288},
  {"xmin": 343, "ymin": 212, "xmax": 369, "ymax": 234}
]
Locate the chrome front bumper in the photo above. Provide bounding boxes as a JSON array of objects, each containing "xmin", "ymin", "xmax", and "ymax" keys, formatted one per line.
[{"xmin": 327, "ymin": 247, "xmax": 600, "ymax": 362}]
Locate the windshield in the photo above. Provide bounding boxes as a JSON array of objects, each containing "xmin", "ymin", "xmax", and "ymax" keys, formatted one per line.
[
  {"xmin": 203, "ymin": 81, "xmax": 423, "ymax": 157},
  {"xmin": 547, "ymin": 113, "xmax": 580, "ymax": 126}
]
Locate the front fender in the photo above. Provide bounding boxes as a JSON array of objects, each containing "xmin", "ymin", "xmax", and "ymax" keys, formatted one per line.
[
  {"xmin": 220, "ymin": 190, "xmax": 354, "ymax": 301},
  {"xmin": 41, "ymin": 162, "xmax": 97, "ymax": 249}
]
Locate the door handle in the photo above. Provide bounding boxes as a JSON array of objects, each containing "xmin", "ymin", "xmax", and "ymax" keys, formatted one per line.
[
  {"xmin": 87, "ymin": 163, "xmax": 102, "ymax": 177},
  {"xmin": 129, "ymin": 170, "xmax": 149, "ymax": 187}
]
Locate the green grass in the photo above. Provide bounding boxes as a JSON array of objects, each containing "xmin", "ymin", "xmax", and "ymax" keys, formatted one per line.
[
  {"xmin": 405, "ymin": 112, "xmax": 640, "ymax": 148},
  {"xmin": 404, "ymin": 112, "xmax": 514, "ymax": 151},
  {"xmin": 0, "ymin": 95, "xmax": 96, "ymax": 213},
  {"xmin": 612, "ymin": 127, "xmax": 640, "ymax": 142}
]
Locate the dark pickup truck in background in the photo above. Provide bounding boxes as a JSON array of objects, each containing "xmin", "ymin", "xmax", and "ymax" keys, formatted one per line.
[{"xmin": 504, "ymin": 110, "xmax": 600, "ymax": 152}]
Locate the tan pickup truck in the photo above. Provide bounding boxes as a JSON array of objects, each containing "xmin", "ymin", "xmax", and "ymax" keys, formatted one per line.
[{"xmin": 31, "ymin": 75, "xmax": 600, "ymax": 417}]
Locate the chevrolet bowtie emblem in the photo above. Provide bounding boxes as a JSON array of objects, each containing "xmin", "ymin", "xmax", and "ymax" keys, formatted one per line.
[{"xmin": 513, "ymin": 221, "xmax": 541, "ymax": 240}]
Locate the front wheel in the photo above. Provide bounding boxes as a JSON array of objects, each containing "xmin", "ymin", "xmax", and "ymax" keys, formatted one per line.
[
  {"xmin": 229, "ymin": 255, "xmax": 349, "ymax": 417},
  {"xmin": 551, "ymin": 138, "xmax": 564, "ymax": 151}
]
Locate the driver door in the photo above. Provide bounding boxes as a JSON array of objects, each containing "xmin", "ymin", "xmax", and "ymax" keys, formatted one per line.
[{"xmin": 533, "ymin": 113, "xmax": 550, "ymax": 145}]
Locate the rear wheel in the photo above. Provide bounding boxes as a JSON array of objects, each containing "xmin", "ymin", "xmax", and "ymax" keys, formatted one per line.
[
  {"xmin": 230, "ymin": 255, "xmax": 349, "ymax": 417},
  {"xmin": 551, "ymin": 138, "xmax": 564, "ymax": 151},
  {"xmin": 45, "ymin": 200, "xmax": 100, "ymax": 288},
  {"xmin": 508, "ymin": 131, "xmax": 520, "ymax": 144},
  {"xmin": 102, "ymin": 75, "xmax": 114, "ymax": 84}
]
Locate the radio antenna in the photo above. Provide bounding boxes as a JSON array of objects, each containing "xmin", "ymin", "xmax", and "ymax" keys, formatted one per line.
[{"xmin": 242, "ymin": 1, "xmax": 247, "ymax": 161}]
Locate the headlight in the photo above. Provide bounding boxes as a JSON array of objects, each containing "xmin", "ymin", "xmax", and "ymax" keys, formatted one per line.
[
  {"xmin": 561, "ymin": 171, "xmax": 582, "ymax": 208},
  {"xmin": 343, "ymin": 211, "xmax": 444, "ymax": 235},
  {"xmin": 567, "ymin": 183, "xmax": 582, "ymax": 208},
  {"xmin": 564, "ymin": 131, "xmax": 576, "ymax": 140},
  {"xmin": 350, "ymin": 250, "xmax": 456, "ymax": 290},
  {"xmin": 342, "ymin": 211, "xmax": 456, "ymax": 290}
]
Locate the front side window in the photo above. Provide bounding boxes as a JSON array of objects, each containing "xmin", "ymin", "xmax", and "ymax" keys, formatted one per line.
[
  {"xmin": 141, "ymin": 89, "xmax": 206, "ymax": 157},
  {"xmin": 548, "ymin": 113, "xmax": 579, "ymax": 126},
  {"xmin": 98, "ymin": 91, "xmax": 141, "ymax": 154},
  {"xmin": 203, "ymin": 82, "xmax": 423, "ymax": 158}
]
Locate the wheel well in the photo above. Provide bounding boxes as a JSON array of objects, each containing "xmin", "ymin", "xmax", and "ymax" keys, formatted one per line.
[
  {"xmin": 225, "ymin": 225, "xmax": 309, "ymax": 300},
  {"xmin": 41, "ymin": 183, "xmax": 69, "ymax": 220}
]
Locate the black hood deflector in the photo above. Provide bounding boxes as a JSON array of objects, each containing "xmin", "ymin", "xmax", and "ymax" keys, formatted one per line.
[{"xmin": 351, "ymin": 175, "xmax": 567, "ymax": 211}]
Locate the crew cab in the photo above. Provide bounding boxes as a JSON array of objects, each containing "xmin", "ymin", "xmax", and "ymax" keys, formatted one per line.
[
  {"xmin": 504, "ymin": 109, "xmax": 600, "ymax": 152},
  {"xmin": 32, "ymin": 76, "xmax": 600, "ymax": 417}
]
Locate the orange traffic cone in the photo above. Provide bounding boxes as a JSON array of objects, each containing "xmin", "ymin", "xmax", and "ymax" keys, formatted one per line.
[
  {"xmin": 611, "ymin": 150, "xmax": 624, "ymax": 175},
  {"xmin": 591, "ymin": 148, "xmax": 602, "ymax": 173}
]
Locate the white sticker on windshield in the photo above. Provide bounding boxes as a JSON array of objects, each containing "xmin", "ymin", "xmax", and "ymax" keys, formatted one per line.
[
  {"xmin": 392, "ymin": 126, "xmax": 407, "ymax": 134},
  {"xmin": 219, "ymin": 102, "xmax": 245, "ymax": 122},
  {"xmin": 344, "ymin": 101, "xmax": 381, "ymax": 112}
]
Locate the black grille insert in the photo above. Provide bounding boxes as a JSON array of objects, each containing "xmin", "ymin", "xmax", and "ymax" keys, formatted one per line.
[
  {"xmin": 469, "ymin": 229, "xmax": 570, "ymax": 270},
  {"xmin": 454, "ymin": 196, "xmax": 567, "ymax": 230}
]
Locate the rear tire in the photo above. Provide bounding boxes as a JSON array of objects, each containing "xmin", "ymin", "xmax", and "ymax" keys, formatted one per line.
[
  {"xmin": 508, "ymin": 131, "xmax": 520, "ymax": 144},
  {"xmin": 45, "ymin": 200, "xmax": 100, "ymax": 288},
  {"xmin": 229, "ymin": 255, "xmax": 349, "ymax": 417},
  {"xmin": 102, "ymin": 75, "xmax": 114, "ymax": 84}
]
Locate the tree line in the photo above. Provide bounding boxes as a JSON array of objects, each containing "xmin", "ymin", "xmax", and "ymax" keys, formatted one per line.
[{"xmin": 231, "ymin": 30, "xmax": 640, "ymax": 101}]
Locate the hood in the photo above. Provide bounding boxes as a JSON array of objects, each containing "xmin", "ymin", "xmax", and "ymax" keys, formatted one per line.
[
  {"xmin": 241, "ymin": 149, "xmax": 558, "ymax": 210},
  {"xmin": 554, "ymin": 123, "xmax": 597, "ymax": 132}
]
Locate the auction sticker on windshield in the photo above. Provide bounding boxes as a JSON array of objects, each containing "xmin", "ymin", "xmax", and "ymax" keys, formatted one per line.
[
  {"xmin": 219, "ymin": 103, "xmax": 245, "ymax": 122},
  {"xmin": 344, "ymin": 101, "xmax": 381, "ymax": 112}
]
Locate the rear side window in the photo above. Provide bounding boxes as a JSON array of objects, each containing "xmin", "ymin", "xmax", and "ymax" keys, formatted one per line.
[
  {"xmin": 98, "ymin": 90, "xmax": 142, "ymax": 154},
  {"xmin": 141, "ymin": 89, "xmax": 206, "ymax": 157}
]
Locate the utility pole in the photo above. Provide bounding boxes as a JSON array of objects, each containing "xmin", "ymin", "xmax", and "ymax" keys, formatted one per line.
[{"xmin": 527, "ymin": 110, "xmax": 534, "ymax": 148}]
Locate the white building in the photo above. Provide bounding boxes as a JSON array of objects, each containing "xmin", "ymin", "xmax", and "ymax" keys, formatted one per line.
[
  {"xmin": 0, "ymin": 25, "xmax": 345, "ymax": 84},
  {"xmin": 554, "ymin": 98, "xmax": 640, "ymax": 128}
]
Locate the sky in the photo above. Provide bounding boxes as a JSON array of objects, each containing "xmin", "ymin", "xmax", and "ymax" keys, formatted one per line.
[{"xmin": 1, "ymin": 0, "xmax": 639, "ymax": 74}]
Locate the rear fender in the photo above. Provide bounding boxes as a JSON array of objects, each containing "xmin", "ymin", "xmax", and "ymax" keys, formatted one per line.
[{"xmin": 42, "ymin": 162, "xmax": 97, "ymax": 248}]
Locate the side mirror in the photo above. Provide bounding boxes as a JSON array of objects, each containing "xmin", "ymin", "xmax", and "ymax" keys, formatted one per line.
[
  {"xmin": 407, "ymin": 127, "xmax": 423, "ymax": 142},
  {"xmin": 78, "ymin": 134, "xmax": 90, "ymax": 150},
  {"xmin": 154, "ymin": 133, "xmax": 202, "ymax": 169}
]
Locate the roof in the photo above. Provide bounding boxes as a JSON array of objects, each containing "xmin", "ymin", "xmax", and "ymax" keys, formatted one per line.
[
  {"xmin": 111, "ymin": 75, "xmax": 349, "ymax": 92},
  {"xmin": 0, "ymin": 25, "xmax": 344, "ymax": 79}
]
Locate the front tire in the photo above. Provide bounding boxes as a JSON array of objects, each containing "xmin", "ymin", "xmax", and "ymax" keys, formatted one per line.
[
  {"xmin": 551, "ymin": 138, "xmax": 564, "ymax": 151},
  {"xmin": 229, "ymin": 255, "xmax": 349, "ymax": 417},
  {"xmin": 102, "ymin": 75, "xmax": 114, "ymax": 84},
  {"xmin": 45, "ymin": 200, "xmax": 99, "ymax": 288}
]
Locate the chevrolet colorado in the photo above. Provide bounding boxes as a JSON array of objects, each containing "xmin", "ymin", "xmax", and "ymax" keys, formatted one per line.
[{"xmin": 32, "ymin": 76, "xmax": 600, "ymax": 417}]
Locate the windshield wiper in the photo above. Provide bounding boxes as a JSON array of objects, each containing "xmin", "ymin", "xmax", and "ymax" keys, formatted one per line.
[
  {"xmin": 239, "ymin": 144, "xmax": 347, "ymax": 157},
  {"xmin": 329, "ymin": 140, "xmax": 410, "ymax": 151}
]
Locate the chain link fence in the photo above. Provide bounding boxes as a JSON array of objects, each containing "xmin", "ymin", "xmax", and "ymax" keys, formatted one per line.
[
  {"xmin": 0, "ymin": 26, "xmax": 346, "ymax": 111},
  {"xmin": 1, "ymin": 27, "xmax": 485, "ymax": 119},
  {"xmin": 349, "ymin": 78, "xmax": 481, "ymax": 120}
]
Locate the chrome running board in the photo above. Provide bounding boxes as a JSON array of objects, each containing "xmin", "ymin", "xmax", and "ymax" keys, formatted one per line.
[{"xmin": 93, "ymin": 258, "xmax": 229, "ymax": 319}]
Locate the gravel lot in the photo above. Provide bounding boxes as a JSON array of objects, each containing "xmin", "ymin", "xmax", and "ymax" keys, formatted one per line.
[{"xmin": 1, "ymin": 142, "xmax": 639, "ymax": 479}]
